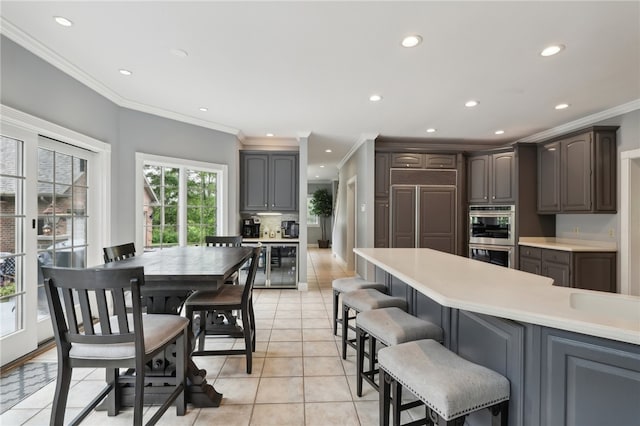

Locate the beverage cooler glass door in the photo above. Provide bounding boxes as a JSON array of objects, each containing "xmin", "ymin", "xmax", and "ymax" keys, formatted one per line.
[
  {"xmin": 240, "ymin": 243, "xmax": 268, "ymax": 287},
  {"xmin": 269, "ymin": 244, "xmax": 298, "ymax": 288}
]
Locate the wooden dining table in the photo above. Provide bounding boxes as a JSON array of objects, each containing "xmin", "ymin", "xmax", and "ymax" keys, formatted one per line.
[{"xmin": 98, "ymin": 245, "xmax": 254, "ymax": 407}]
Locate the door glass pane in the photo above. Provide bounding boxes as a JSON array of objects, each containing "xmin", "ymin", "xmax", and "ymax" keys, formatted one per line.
[
  {"xmin": 37, "ymin": 145, "xmax": 88, "ymax": 320},
  {"xmin": 186, "ymin": 169, "xmax": 217, "ymax": 245},
  {"xmin": 0, "ymin": 136, "xmax": 24, "ymax": 338}
]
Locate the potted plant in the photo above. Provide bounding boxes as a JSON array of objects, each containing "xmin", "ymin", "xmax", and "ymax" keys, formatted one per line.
[
  {"xmin": 0, "ymin": 282, "xmax": 16, "ymax": 302},
  {"xmin": 310, "ymin": 188, "xmax": 333, "ymax": 248}
]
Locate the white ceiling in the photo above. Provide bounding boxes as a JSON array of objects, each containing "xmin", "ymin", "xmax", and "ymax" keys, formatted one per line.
[{"xmin": 1, "ymin": 1, "xmax": 639, "ymax": 181}]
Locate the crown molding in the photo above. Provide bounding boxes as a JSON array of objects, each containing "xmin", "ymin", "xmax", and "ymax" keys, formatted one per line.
[
  {"xmin": 337, "ymin": 133, "xmax": 378, "ymax": 170},
  {"xmin": 1, "ymin": 17, "xmax": 241, "ymax": 137},
  {"xmin": 517, "ymin": 99, "xmax": 640, "ymax": 143}
]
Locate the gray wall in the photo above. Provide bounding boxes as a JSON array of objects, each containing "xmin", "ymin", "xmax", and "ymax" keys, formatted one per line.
[
  {"xmin": 334, "ymin": 139, "xmax": 375, "ymax": 277},
  {"xmin": 1, "ymin": 35, "xmax": 240, "ymax": 246}
]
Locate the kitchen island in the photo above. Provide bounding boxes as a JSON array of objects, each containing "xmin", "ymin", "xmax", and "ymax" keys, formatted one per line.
[{"xmin": 354, "ymin": 248, "xmax": 640, "ymax": 426}]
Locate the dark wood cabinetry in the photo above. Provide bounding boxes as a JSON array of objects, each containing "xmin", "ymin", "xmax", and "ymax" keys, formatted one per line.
[
  {"xmin": 240, "ymin": 151, "xmax": 298, "ymax": 212},
  {"xmin": 519, "ymin": 246, "xmax": 616, "ymax": 292},
  {"xmin": 468, "ymin": 151, "xmax": 515, "ymax": 204},
  {"xmin": 537, "ymin": 126, "xmax": 617, "ymax": 213},
  {"xmin": 375, "ymin": 149, "xmax": 461, "ymax": 255}
]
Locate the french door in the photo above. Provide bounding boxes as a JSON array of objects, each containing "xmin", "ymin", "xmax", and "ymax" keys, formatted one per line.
[{"xmin": 0, "ymin": 118, "xmax": 102, "ymax": 365}]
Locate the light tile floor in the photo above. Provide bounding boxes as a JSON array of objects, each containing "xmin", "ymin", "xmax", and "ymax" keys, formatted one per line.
[{"xmin": 0, "ymin": 248, "xmax": 419, "ymax": 425}]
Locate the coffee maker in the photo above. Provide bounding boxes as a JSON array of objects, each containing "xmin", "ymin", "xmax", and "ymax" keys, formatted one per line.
[
  {"xmin": 281, "ymin": 220, "xmax": 299, "ymax": 238},
  {"xmin": 242, "ymin": 219, "xmax": 261, "ymax": 238}
]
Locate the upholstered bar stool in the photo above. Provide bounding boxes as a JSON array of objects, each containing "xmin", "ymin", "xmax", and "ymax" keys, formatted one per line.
[
  {"xmin": 379, "ymin": 339, "xmax": 510, "ymax": 426},
  {"xmin": 341, "ymin": 289, "xmax": 407, "ymax": 359},
  {"xmin": 355, "ymin": 307, "xmax": 443, "ymax": 397},
  {"xmin": 332, "ymin": 277, "xmax": 386, "ymax": 335}
]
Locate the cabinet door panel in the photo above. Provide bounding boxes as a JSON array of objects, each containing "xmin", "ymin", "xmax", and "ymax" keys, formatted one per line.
[
  {"xmin": 424, "ymin": 154, "xmax": 456, "ymax": 169},
  {"xmin": 538, "ymin": 141, "xmax": 561, "ymax": 212},
  {"xmin": 544, "ymin": 262, "xmax": 570, "ymax": 287},
  {"xmin": 561, "ymin": 134, "xmax": 592, "ymax": 211},
  {"xmin": 391, "ymin": 186, "xmax": 416, "ymax": 248},
  {"xmin": 419, "ymin": 186, "xmax": 456, "ymax": 253},
  {"xmin": 374, "ymin": 199, "xmax": 389, "ymax": 248},
  {"xmin": 520, "ymin": 257, "xmax": 542, "ymax": 275},
  {"xmin": 468, "ymin": 155, "xmax": 489, "ymax": 203},
  {"xmin": 375, "ymin": 153, "xmax": 390, "ymax": 198},
  {"xmin": 270, "ymin": 155, "xmax": 297, "ymax": 211},
  {"xmin": 242, "ymin": 154, "xmax": 269, "ymax": 211},
  {"xmin": 391, "ymin": 153, "xmax": 424, "ymax": 168},
  {"xmin": 492, "ymin": 152, "xmax": 515, "ymax": 203}
]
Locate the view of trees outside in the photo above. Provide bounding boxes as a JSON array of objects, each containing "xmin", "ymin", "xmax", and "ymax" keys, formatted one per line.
[{"xmin": 143, "ymin": 165, "xmax": 217, "ymax": 248}]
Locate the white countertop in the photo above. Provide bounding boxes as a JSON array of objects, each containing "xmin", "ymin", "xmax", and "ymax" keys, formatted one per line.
[
  {"xmin": 519, "ymin": 237, "xmax": 617, "ymax": 252},
  {"xmin": 243, "ymin": 238, "xmax": 299, "ymax": 243},
  {"xmin": 354, "ymin": 248, "xmax": 639, "ymax": 345}
]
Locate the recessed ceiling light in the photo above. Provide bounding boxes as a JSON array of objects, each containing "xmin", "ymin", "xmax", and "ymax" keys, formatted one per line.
[
  {"xmin": 315, "ymin": 175, "xmax": 320, "ymax": 178},
  {"xmin": 325, "ymin": 149, "xmax": 332, "ymax": 153},
  {"xmin": 401, "ymin": 35, "xmax": 422, "ymax": 48},
  {"xmin": 266, "ymin": 133, "xmax": 274, "ymax": 137},
  {"xmin": 54, "ymin": 16, "xmax": 73, "ymax": 27},
  {"xmin": 199, "ymin": 107, "xmax": 208, "ymax": 112},
  {"xmin": 495, "ymin": 130, "xmax": 505, "ymax": 135},
  {"xmin": 170, "ymin": 48, "xmax": 188, "ymax": 58},
  {"xmin": 555, "ymin": 103, "xmax": 570, "ymax": 110},
  {"xmin": 426, "ymin": 128, "xmax": 437, "ymax": 133},
  {"xmin": 320, "ymin": 165, "xmax": 325, "ymax": 168},
  {"xmin": 541, "ymin": 44, "xmax": 565, "ymax": 57},
  {"xmin": 369, "ymin": 94, "xmax": 382, "ymax": 102},
  {"xmin": 465, "ymin": 100, "xmax": 479, "ymax": 108},
  {"xmin": 119, "ymin": 69, "xmax": 132, "ymax": 76}
]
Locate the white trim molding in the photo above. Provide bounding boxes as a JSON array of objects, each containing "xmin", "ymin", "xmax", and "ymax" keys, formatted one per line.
[
  {"xmin": 337, "ymin": 133, "xmax": 378, "ymax": 170},
  {"xmin": 620, "ymin": 148, "xmax": 640, "ymax": 296}
]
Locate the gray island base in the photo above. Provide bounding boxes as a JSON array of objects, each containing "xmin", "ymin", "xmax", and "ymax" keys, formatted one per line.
[{"xmin": 354, "ymin": 248, "xmax": 640, "ymax": 426}]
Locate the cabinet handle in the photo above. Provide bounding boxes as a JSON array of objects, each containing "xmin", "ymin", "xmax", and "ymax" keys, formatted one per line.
[
  {"xmin": 492, "ymin": 196, "xmax": 496, "ymax": 199},
  {"xmin": 264, "ymin": 204, "xmax": 267, "ymax": 207},
  {"xmin": 484, "ymin": 196, "xmax": 487, "ymax": 200}
]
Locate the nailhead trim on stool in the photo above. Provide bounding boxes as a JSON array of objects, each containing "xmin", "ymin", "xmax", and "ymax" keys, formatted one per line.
[
  {"xmin": 355, "ymin": 307, "xmax": 443, "ymax": 397},
  {"xmin": 341, "ymin": 289, "xmax": 407, "ymax": 359},
  {"xmin": 331, "ymin": 277, "xmax": 386, "ymax": 336},
  {"xmin": 379, "ymin": 339, "xmax": 510, "ymax": 426}
]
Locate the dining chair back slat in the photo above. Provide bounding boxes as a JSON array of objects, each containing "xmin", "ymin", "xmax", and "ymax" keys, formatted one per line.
[
  {"xmin": 103, "ymin": 242, "xmax": 136, "ymax": 263},
  {"xmin": 205, "ymin": 235, "xmax": 243, "ymax": 247}
]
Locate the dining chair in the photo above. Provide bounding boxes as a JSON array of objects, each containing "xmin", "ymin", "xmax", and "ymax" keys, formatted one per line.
[
  {"xmin": 184, "ymin": 246, "xmax": 261, "ymax": 374},
  {"xmin": 204, "ymin": 235, "xmax": 243, "ymax": 248},
  {"xmin": 103, "ymin": 242, "xmax": 136, "ymax": 263},
  {"xmin": 42, "ymin": 266, "xmax": 188, "ymax": 426}
]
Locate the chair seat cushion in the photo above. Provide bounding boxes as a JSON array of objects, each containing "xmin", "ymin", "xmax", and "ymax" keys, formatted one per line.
[
  {"xmin": 70, "ymin": 314, "xmax": 189, "ymax": 361},
  {"xmin": 378, "ymin": 339, "xmax": 510, "ymax": 421},
  {"xmin": 332, "ymin": 277, "xmax": 386, "ymax": 293},
  {"xmin": 342, "ymin": 289, "xmax": 407, "ymax": 312},
  {"xmin": 356, "ymin": 307, "xmax": 443, "ymax": 345},
  {"xmin": 185, "ymin": 285, "xmax": 244, "ymax": 307}
]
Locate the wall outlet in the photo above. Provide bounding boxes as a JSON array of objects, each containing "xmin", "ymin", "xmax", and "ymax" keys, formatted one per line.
[
  {"xmin": 573, "ymin": 227, "xmax": 580, "ymax": 234},
  {"xmin": 608, "ymin": 228, "xmax": 615, "ymax": 238}
]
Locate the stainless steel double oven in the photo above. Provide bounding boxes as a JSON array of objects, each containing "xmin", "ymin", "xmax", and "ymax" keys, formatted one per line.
[{"xmin": 468, "ymin": 205, "xmax": 515, "ymax": 268}]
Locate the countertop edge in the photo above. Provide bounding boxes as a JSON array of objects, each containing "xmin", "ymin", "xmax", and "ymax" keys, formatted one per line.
[
  {"xmin": 518, "ymin": 237, "xmax": 617, "ymax": 252},
  {"xmin": 355, "ymin": 248, "xmax": 639, "ymax": 345}
]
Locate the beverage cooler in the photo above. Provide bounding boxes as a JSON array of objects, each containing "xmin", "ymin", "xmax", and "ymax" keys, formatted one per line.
[{"xmin": 239, "ymin": 243, "xmax": 298, "ymax": 288}]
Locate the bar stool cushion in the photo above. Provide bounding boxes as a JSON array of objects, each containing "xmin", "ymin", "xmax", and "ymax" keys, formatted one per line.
[
  {"xmin": 332, "ymin": 277, "xmax": 386, "ymax": 293},
  {"xmin": 343, "ymin": 289, "xmax": 408, "ymax": 312},
  {"xmin": 356, "ymin": 307, "xmax": 443, "ymax": 346},
  {"xmin": 378, "ymin": 339, "xmax": 510, "ymax": 421}
]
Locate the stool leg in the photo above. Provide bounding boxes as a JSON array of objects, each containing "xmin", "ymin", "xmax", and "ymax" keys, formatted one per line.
[
  {"xmin": 491, "ymin": 400, "xmax": 509, "ymax": 426},
  {"xmin": 342, "ymin": 304, "xmax": 349, "ymax": 359},
  {"xmin": 391, "ymin": 376, "xmax": 402, "ymax": 426},
  {"xmin": 356, "ymin": 327, "xmax": 366, "ymax": 397},
  {"xmin": 380, "ymin": 371, "xmax": 391, "ymax": 426},
  {"xmin": 369, "ymin": 334, "xmax": 376, "ymax": 378},
  {"xmin": 333, "ymin": 290, "xmax": 339, "ymax": 336}
]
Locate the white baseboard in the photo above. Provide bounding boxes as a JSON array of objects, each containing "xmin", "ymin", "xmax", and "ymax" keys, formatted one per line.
[{"xmin": 297, "ymin": 282, "xmax": 308, "ymax": 291}]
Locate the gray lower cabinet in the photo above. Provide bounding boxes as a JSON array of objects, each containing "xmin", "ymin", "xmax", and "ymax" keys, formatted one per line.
[
  {"xmin": 519, "ymin": 246, "xmax": 616, "ymax": 292},
  {"xmin": 537, "ymin": 126, "xmax": 617, "ymax": 213},
  {"xmin": 374, "ymin": 199, "xmax": 389, "ymax": 248},
  {"xmin": 240, "ymin": 151, "xmax": 298, "ymax": 212},
  {"xmin": 376, "ymin": 267, "xmax": 640, "ymax": 426}
]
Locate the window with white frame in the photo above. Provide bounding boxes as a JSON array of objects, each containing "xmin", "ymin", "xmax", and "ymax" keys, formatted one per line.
[{"xmin": 137, "ymin": 153, "xmax": 226, "ymax": 249}]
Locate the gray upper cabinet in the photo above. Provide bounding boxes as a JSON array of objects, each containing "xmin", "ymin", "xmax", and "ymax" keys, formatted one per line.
[
  {"xmin": 391, "ymin": 153, "xmax": 424, "ymax": 168},
  {"xmin": 468, "ymin": 151, "xmax": 515, "ymax": 204},
  {"xmin": 240, "ymin": 151, "xmax": 298, "ymax": 212},
  {"xmin": 537, "ymin": 127, "xmax": 617, "ymax": 213},
  {"xmin": 375, "ymin": 153, "xmax": 390, "ymax": 198}
]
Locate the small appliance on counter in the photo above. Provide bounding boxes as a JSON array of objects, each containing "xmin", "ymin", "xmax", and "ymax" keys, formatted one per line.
[
  {"xmin": 242, "ymin": 218, "xmax": 261, "ymax": 238},
  {"xmin": 281, "ymin": 220, "xmax": 299, "ymax": 238}
]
